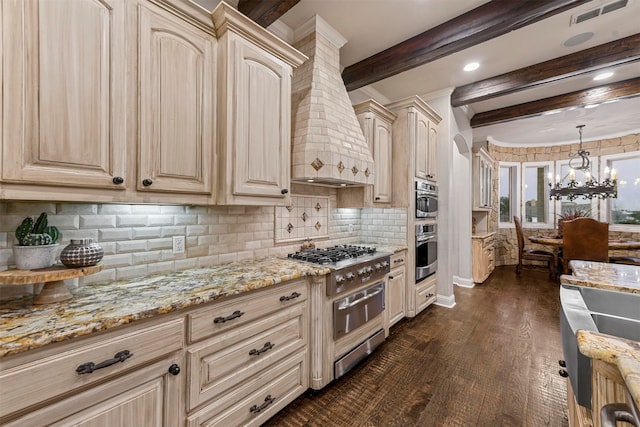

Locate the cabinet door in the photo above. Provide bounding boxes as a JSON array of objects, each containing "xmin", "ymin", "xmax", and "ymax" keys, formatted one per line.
[
  {"xmin": 388, "ymin": 266, "xmax": 405, "ymax": 327},
  {"xmin": 373, "ymin": 118, "xmax": 393, "ymax": 203},
  {"xmin": 229, "ymin": 36, "xmax": 291, "ymax": 200},
  {"xmin": 414, "ymin": 113, "xmax": 429, "ymax": 180},
  {"xmin": 3, "ymin": 356, "xmax": 183, "ymax": 427},
  {"xmin": 138, "ymin": 3, "xmax": 214, "ymax": 195},
  {"xmin": 427, "ymin": 122, "xmax": 438, "ymax": 181},
  {"xmin": 2, "ymin": 0, "xmax": 126, "ymax": 189}
]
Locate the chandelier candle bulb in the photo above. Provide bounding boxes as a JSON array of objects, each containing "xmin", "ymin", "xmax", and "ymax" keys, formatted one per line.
[
  {"xmin": 611, "ymin": 168, "xmax": 617, "ymax": 181},
  {"xmin": 569, "ymin": 168, "xmax": 576, "ymax": 181},
  {"xmin": 585, "ymin": 171, "xmax": 591, "ymax": 183},
  {"xmin": 548, "ymin": 172, "xmax": 553, "ymax": 183},
  {"xmin": 556, "ymin": 174, "xmax": 560, "ymax": 183},
  {"xmin": 604, "ymin": 166, "xmax": 610, "ymax": 178}
]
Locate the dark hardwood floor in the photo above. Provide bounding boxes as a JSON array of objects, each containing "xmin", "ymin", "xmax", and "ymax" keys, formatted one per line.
[{"xmin": 263, "ymin": 266, "xmax": 568, "ymax": 427}]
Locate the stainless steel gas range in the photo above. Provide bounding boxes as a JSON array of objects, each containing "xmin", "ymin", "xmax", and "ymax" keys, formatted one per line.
[{"xmin": 288, "ymin": 245, "xmax": 392, "ymax": 382}]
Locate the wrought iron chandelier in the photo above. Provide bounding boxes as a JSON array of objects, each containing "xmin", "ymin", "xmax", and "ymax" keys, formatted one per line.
[{"xmin": 548, "ymin": 125, "xmax": 617, "ymax": 201}]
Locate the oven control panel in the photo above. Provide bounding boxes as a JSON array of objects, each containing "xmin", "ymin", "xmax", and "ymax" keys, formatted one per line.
[{"xmin": 328, "ymin": 255, "xmax": 390, "ymax": 296}]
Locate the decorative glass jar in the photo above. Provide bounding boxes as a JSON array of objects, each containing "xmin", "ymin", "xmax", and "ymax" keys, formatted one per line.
[{"xmin": 60, "ymin": 238, "xmax": 104, "ymax": 268}]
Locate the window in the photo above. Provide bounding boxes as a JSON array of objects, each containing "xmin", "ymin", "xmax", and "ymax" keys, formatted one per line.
[
  {"xmin": 522, "ymin": 163, "xmax": 552, "ymax": 226},
  {"xmin": 498, "ymin": 162, "xmax": 519, "ymax": 225},
  {"xmin": 603, "ymin": 153, "xmax": 640, "ymax": 226}
]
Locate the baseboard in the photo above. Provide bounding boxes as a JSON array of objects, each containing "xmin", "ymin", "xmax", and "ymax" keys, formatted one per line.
[
  {"xmin": 453, "ymin": 275, "xmax": 474, "ymax": 288},
  {"xmin": 435, "ymin": 293, "xmax": 456, "ymax": 308}
]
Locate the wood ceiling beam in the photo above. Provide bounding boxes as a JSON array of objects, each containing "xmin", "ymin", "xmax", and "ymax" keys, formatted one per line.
[
  {"xmin": 470, "ymin": 77, "xmax": 640, "ymax": 128},
  {"xmin": 237, "ymin": 0, "xmax": 300, "ymax": 28},
  {"xmin": 341, "ymin": 0, "xmax": 592, "ymax": 92},
  {"xmin": 452, "ymin": 33, "xmax": 640, "ymax": 107}
]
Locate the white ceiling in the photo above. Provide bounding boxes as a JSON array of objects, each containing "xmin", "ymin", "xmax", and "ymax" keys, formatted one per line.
[{"xmin": 197, "ymin": 0, "xmax": 640, "ymax": 146}]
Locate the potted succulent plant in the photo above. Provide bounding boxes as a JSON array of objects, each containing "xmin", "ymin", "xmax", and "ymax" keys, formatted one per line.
[{"xmin": 13, "ymin": 212, "xmax": 61, "ymax": 270}]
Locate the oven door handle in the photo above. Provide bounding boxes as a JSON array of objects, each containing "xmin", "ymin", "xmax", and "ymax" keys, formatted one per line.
[
  {"xmin": 417, "ymin": 235, "xmax": 436, "ymax": 244},
  {"xmin": 337, "ymin": 286, "xmax": 384, "ymax": 310}
]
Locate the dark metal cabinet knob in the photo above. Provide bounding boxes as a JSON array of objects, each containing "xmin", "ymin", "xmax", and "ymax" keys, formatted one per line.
[
  {"xmin": 112, "ymin": 176, "xmax": 124, "ymax": 185},
  {"xmin": 142, "ymin": 179, "xmax": 153, "ymax": 187},
  {"xmin": 281, "ymin": 189, "xmax": 289, "ymax": 195},
  {"xmin": 168, "ymin": 364, "xmax": 180, "ymax": 376}
]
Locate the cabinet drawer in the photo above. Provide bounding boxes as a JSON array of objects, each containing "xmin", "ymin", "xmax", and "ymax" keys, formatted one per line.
[
  {"xmin": 187, "ymin": 302, "xmax": 306, "ymax": 410},
  {"xmin": 390, "ymin": 251, "xmax": 406, "ymax": 267},
  {"xmin": 187, "ymin": 350, "xmax": 307, "ymax": 427},
  {"xmin": 416, "ymin": 279, "xmax": 437, "ymax": 313},
  {"xmin": 188, "ymin": 279, "xmax": 307, "ymax": 343},
  {"xmin": 0, "ymin": 318, "xmax": 184, "ymax": 418}
]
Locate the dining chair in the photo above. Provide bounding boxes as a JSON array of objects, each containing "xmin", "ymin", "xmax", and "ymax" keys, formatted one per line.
[
  {"xmin": 513, "ymin": 216, "xmax": 556, "ymax": 277},
  {"xmin": 561, "ymin": 217, "xmax": 609, "ymax": 274}
]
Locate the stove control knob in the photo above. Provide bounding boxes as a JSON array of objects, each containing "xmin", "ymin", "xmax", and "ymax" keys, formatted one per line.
[
  {"xmin": 381, "ymin": 261, "xmax": 389, "ymax": 269},
  {"xmin": 335, "ymin": 275, "xmax": 346, "ymax": 284},
  {"xmin": 357, "ymin": 268, "xmax": 366, "ymax": 277},
  {"xmin": 374, "ymin": 263, "xmax": 382, "ymax": 271},
  {"xmin": 345, "ymin": 272, "xmax": 356, "ymax": 281},
  {"xmin": 366, "ymin": 266, "xmax": 374, "ymax": 274}
]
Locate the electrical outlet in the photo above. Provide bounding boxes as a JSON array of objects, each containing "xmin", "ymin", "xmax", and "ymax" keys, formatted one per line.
[
  {"xmin": 172, "ymin": 236, "xmax": 185, "ymax": 254},
  {"xmin": 348, "ymin": 224, "xmax": 354, "ymax": 234}
]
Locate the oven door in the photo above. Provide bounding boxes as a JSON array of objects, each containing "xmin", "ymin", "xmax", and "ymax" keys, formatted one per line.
[
  {"xmin": 416, "ymin": 192, "xmax": 438, "ymax": 218},
  {"xmin": 416, "ymin": 234, "xmax": 437, "ymax": 282},
  {"xmin": 333, "ymin": 282, "xmax": 385, "ymax": 340}
]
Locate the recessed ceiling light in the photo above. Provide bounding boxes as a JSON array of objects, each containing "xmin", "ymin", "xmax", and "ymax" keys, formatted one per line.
[
  {"xmin": 603, "ymin": 98, "xmax": 620, "ymax": 104},
  {"xmin": 463, "ymin": 62, "xmax": 479, "ymax": 72},
  {"xmin": 307, "ymin": 179, "xmax": 315, "ymax": 182},
  {"xmin": 542, "ymin": 109, "xmax": 562, "ymax": 115},
  {"xmin": 584, "ymin": 103, "xmax": 600, "ymax": 109},
  {"xmin": 593, "ymin": 71, "xmax": 614, "ymax": 81}
]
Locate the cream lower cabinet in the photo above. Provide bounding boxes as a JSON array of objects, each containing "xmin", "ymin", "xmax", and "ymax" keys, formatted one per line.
[
  {"xmin": 387, "ymin": 251, "xmax": 407, "ymax": 328},
  {"xmin": 0, "ymin": 318, "xmax": 185, "ymax": 426},
  {"xmin": 415, "ymin": 274, "xmax": 437, "ymax": 315},
  {"xmin": 186, "ymin": 279, "xmax": 309, "ymax": 426},
  {"xmin": 472, "ymin": 232, "xmax": 495, "ymax": 283},
  {"xmin": 213, "ymin": 3, "xmax": 307, "ymax": 206}
]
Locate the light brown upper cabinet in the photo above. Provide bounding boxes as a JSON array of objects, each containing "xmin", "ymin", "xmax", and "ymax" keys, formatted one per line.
[
  {"xmin": 1, "ymin": 0, "xmax": 216, "ymax": 204},
  {"xmin": 339, "ymin": 99, "xmax": 396, "ymax": 208},
  {"xmin": 212, "ymin": 3, "xmax": 307, "ymax": 206},
  {"xmin": 472, "ymin": 147, "xmax": 494, "ymax": 210},
  {"xmin": 386, "ymin": 95, "xmax": 442, "ymax": 208},
  {"xmin": 354, "ymin": 100, "xmax": 396, "ymax": 204},
  {"xmin": 1, "ymin": 0, "xmax": 128, "ymax": 196},
  {"xmin": 136, "ymin": 1, "xmax": 215, "ymax": 196}
]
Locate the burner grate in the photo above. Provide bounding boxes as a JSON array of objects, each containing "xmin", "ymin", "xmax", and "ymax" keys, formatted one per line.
[{"xmin": 287, "ymin": 245, "xmax": 377, "ymax": 264}]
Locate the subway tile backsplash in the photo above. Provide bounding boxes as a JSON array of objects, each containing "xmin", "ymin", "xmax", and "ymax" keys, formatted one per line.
[{"xmin": 0, "ymin": 198, "xmax": 407, "ymax": 300}]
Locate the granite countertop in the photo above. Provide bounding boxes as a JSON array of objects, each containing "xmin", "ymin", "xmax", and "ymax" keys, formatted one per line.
[
  {"xmin": 561, "ymin": 260, "xmax": 640, "ymax": 294},
  {"xmin": 0, "ymin": 257, "xmax": 331, "ymax": 358},
  {"xmin": 472, "ymin": 231, "xmax": 496, "ymax": 239},
  {"xmin": 577, "ymin": 330, "xmax": 640, "ymax": 410}
]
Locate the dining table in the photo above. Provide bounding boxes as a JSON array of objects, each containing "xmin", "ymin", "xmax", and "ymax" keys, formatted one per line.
[{"xmin": 528, "ymin": 235, "xmax": 640, "ymax": 250}]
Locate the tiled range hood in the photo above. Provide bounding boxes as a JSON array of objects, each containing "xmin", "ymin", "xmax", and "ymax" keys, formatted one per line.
[{"xmin": 290, "ymin": 16, "xmax": 374, "ymax": 187}]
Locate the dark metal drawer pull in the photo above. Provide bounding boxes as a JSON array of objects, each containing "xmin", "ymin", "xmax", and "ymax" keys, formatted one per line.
[
  {"xmin": 214, "ymin": 310, "xmax": 244, "ymax": 324},
  {"xmin": 76, "ymin": 350, "xmax": 133, "ymax": 375},
  {"xmin": 249, "ymin": 342, "xmax": 275, "ymax": 356},
  {"xmin": 250, "ymin": 395, "xmax": 275, "ymax": 413},
  {"xmin": 279, "ymin": 292, "xmax": 301, "ymax": 301}
]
